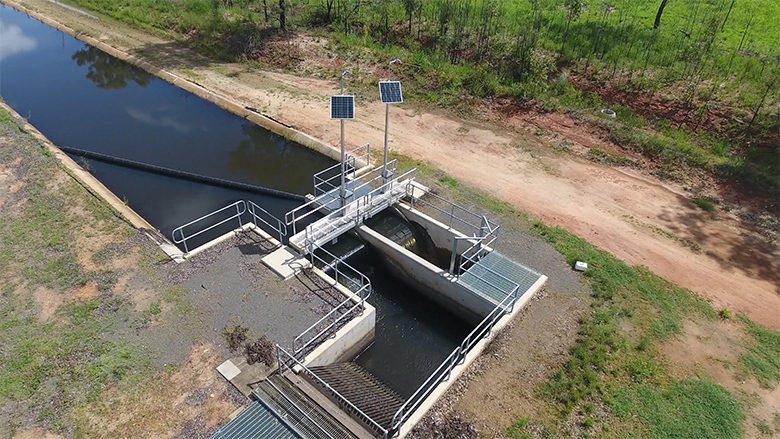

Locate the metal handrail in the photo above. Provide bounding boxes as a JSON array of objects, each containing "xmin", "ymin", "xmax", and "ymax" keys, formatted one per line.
[
  {"xmin": 286, "ymin": 159, "xmax": 398, "ymax": 236},
  {"xmin": 293, "ymin": 247, "xmax": 371, "ymax": 356},
  {"xmin": 448, "ymin": 233, "xmax": 498, "ymax": 275},
  {"xmin": 314, "ymin": 157, "xmax": 355, "ymax": 197},
  {"xmin": 276, "ymin": 345, "xmax": 390, "ymax": 437},
  {"xmin": 171, "ymin": 200, "xmax": 246, "ymax": 253},
  {"xmin": 247, "ymin": 200, "xmax": 287, "ymax": 243},
  {"xmin": 295, "ymin": 167, "xmax": 415, "ymax": 251},
  {"xmin": 347, "ymin": 143, "xmax": 371, "ymax": 168},
  {"xmin": 406, "ymin": 182, "xmax": 501, "ymax": 237},
  {"xmin": 312, "ymin": 143, "xmax": 371, "ymax": 197},
  {"xmin": 293, "ymin": 296, "xmax": 367, "ymax": 357},
  {"xmin": 389, "ymin": 281, "xmax": 522, "ymax": 435}
]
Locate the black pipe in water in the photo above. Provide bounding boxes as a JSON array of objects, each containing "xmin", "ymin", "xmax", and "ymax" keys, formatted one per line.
[{"xmin": 57, "ymin": 145, "xmax": 306, "ymax": 202}]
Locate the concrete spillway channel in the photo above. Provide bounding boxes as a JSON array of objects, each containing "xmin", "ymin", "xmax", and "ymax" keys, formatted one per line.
[{"xmin": 213, "ymin": 177, "xmax": 547, "ymax": 439}]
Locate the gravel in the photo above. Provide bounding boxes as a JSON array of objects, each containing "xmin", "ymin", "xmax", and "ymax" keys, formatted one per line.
[
  {"xmin": 220, "ymin": 378, "xmax": 249, "ymax": 408},
  {"xmin": 172, "ymin": 415, "xmax": 218, "ymax": 439},
  {"xmin": 184, "ymin": 388, "xmax": 212, "ymax": 407}
]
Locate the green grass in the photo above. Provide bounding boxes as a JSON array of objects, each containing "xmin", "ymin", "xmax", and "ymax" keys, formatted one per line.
[
  {"xmin": 610, "ymin": 380, "xmax": 743, "ymax": 439},
  {"xmin": 505, "ymin": 418, "xmax": 532, "ymax": 439},
  {"xmin": 439, "ymin": 176, "xmax": 459, "ymax": 188},
  {"xmin": 694, "ymin": 197, "xmax": 717, "ymax": 212},
  {"xmin": 587, "ymin": 147, "xmax": 641, "ymax": 168},
  {"xmin": 739, "ymin": 317, "xmax": 780, "ymax": 388},
  {"xmin": 0, "ymin": 112, "xmax": 153, "ymax": 433},
  {"xmin": 531, "ymin": 221, "xmax": 744, "ymax": 437}
]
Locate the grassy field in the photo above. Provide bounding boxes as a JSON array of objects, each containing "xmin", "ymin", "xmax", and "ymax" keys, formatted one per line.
[{"xmin": 0, "ymin": 108, "xmax": 157, "ymax": 435}]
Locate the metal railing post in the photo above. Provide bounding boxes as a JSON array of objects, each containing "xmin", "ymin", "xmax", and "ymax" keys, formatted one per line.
[{"xmin": 449, "ymin": 240, "xmax": 460, "ymax": 275}]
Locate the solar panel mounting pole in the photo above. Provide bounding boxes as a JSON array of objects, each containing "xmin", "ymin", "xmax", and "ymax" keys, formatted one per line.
[
  {"xmin": 339, "ymin": 71, "xmax": 352, "ymax": 209},
  {"xmin": 382, "ymin": 59, "xmax": 403, "ymax": 187}
]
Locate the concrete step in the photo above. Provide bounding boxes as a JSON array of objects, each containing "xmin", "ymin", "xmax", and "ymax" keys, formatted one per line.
[
  {"xmin": 254, "ymin": 375, "xmax": 360, "ymax": 439},
  {"xmin": 210, "ymin": 400, "xmax": 300, "ymax": 439},
  {"xmin": 457, "ymin": 251, "xmax": 543, "ymax": 305},
  {"xmin": 307, "ymin": 362, "xmax": 405, "ymax": 434}
]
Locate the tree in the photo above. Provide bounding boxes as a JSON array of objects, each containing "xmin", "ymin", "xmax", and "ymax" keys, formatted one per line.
[
  {"xmin": 402, "ymin": 0, "xmax": 421, "ymax": 34},
  {"xmin": 654, "ymin": 0, "xmax": 669, "ymax": 29},
  {"xmin": 279, "ymin": 0, "xmax": 286, "ymax": 31},
  {"xmin": 561, "ymin": 0, "xmax": 583, "ymax": 55}
]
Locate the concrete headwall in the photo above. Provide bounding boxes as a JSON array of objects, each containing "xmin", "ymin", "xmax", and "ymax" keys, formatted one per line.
[
  {"xmin": 396, "ymin": 203, "xmax": 489, "ymax": 257},
  {"xmin": 302, "ymin": 267, "xmax": 376, "ymax": 368},
  {"xmin": 356, "ymin": 225, "xmax": 495, "ymax": 326}
]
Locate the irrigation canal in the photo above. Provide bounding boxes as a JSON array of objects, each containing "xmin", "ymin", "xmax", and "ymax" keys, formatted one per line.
[{"xmin": 0, "ymin": 5, "xmax": 474, "ymax": 401}]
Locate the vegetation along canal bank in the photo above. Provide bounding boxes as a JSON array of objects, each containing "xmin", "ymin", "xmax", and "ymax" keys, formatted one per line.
[{"xmin": 0, "ymin": 0, "xmax": 778, "ymax": 438}]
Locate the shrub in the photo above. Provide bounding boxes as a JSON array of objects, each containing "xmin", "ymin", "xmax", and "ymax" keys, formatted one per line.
[
  {"xmin": 222, "ymin": 323, "xmax": 250, "ymax": 353},
  {"xmin": 245, "ymin": 336, "xmax": 275, "ymax": 367}
]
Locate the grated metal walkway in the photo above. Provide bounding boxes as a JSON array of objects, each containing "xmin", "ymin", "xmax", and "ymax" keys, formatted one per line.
[
  {"xmin": 254, "ymin": 375, "xmax": 360, "ymax": 439},
  {"xmin": 307, "ymin": 363, "xmax": 405, "ymax": 434},
  {"xmin": 210, "ymin": 400, "xmax": 300, "ymax": 439},
  {"xmin": 457, "ymin": 251, "xmax": 543, "ymax": 305},
  {"xmin": 289, "ymin": 181, "xmax": 408, "ymax": 254}
]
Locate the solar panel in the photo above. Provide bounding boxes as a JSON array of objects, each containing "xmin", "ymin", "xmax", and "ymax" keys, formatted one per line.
[
  {"xmin": 379, "ymin": 81, "xmax": 403, "ymax": 104},
  {"xmin": 330, "ymin": 95, "xmax": 355, "ymax": 120}
]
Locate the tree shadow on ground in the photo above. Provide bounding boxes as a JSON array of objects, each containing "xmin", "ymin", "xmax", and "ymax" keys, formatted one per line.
[
  {"xmin": 130, "ymin": 23, "xmax": 285, "ymax": 73},
  {"xmin": 657, "ymin": 193, "xmax": 779, "ymax": 293}
]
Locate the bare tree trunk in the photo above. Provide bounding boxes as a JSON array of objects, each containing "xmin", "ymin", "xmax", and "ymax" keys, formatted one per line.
[
  {"xmin": 746, "ymin": 71, "xmax": 778, "ymax": 132},
  {"xmin": 721, "ymin": 0, "xmax": 735, "ymax": 30},
  {"xmin": 262, "ymin": 0, "xmax": 268, "ymax": 23},
  {"xmin": 279, "ymin": 0, "xmax": 286, "ymax": 31},
  {"xmin": 654, "ymin": 0, "xmax": 669, "ymax": 29}
]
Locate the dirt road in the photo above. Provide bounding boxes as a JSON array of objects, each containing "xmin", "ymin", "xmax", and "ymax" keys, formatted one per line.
[{"xmin": 6, "ymin": 0, "xmax": 779, "ymax": 329}]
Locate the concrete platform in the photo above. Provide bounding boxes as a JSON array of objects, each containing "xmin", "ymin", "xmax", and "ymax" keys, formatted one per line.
[
  {"xmin": 223, "ymin": 356, "xmax": 276, "ymax": 396},
  {"xmin": 262, "ymin": 246, "xmax": 311, "ymax": 280},
  {"xmin": 217, "ymin": 359, "xmax": 242, "ymax": 381}
]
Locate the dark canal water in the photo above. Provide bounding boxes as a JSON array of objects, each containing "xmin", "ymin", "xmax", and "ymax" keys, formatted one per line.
[
  {"xmin": 0, "ymin": 5, "xmax": 333, "ymax": 239},
  {"xmin": 0, "ymin": 4, "xmax": 473, "ymax": 402}
]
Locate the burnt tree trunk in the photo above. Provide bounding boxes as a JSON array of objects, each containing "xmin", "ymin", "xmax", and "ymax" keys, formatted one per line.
[{"xmin": 654, "ymin": 0, "xmax": 669, "ymax": 29}]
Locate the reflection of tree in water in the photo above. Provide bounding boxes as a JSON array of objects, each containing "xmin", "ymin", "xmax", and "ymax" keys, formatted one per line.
[
  {"xmin": 71, "ymin": 46, "xmax": 153, "ymax": 90},
  {"xmin": 227, "ymin": 123, "xmax": 312, "ymax": 192}
]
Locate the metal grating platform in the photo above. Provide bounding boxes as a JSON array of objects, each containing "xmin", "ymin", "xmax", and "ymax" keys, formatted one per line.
[
  {"xmin": 254, "ymin": 375, "xmax": 361, "ymax": 439},
  {"xmin": 210, "ymin": 400, "xmax": 300, "ymax": 439},
  {"xmin": 457, "ymin": 251, "xmax": 543, "ymax": 305},
  {"xmin": 307, "ymin": 363, "xmax": 405, "ymax": 434}
]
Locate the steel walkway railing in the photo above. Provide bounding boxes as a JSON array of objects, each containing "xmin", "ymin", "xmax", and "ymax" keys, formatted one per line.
[
  {"xmin": 288, "ymin": 166, "xmax": 414, "ymax": 254},
  {"xmin": 293, "ymin": 246, "xmax": 372, "ymax": 359},
  {"xmin": 172, "ymin": 200, "xmax": 247, "ymax": 254},
  {"xmin": 171, "ymin": 200, "xmax": 287, "ymax": 255},
  {"xmin": 277, "ymin": 345, "xmax": 390, "ymax": 438},
  {"xmin": 285, "ymin": 158, "xmax": 398, "ymax": 237}
]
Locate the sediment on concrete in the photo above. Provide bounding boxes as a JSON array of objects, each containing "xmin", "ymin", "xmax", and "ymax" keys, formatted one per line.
[{"xmin": 1, "ymin": 0, "xmax": 366, "ymax": 169}]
